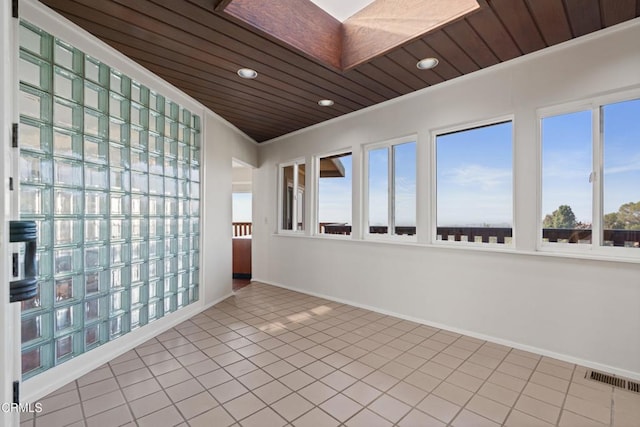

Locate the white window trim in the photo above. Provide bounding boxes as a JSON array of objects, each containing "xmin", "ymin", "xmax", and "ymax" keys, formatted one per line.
[
  {"xmin": 277, "ymin": 158, "xmax": 305, "ymax": 234},
  {"xmin": 362, "ymin": 135, "xmax": 417, "ymax": 242},
  {"xmin": 431, "ymin": 115, "xmax": 516, "ymax": 248},
  {"xmin": 314, "ymin": 148, "xmax": 353, "ymax": 238},
  {"xmin": 537, "ymin": 88, "xmax": 640, "ymax": 259}
]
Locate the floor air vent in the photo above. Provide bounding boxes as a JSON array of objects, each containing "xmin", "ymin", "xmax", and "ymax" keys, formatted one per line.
[{"xmin": 586, "ymin": 370, "xmax": 640, "ymax": 393}]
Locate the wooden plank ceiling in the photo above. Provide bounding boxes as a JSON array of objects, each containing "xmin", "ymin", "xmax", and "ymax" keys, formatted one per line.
[{"xmin": 39, "ymin": 0, "xmax": 640, "ymax": 143}]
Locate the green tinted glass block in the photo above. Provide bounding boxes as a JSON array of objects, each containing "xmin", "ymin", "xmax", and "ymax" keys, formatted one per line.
[
  {"xmin": 165, "ymin": 197, "xmax": 178, "ymax": 216},
  {"xmin": 191, "ymin": 218, "xmax": 200, "ymax": 235},
  {"xmin": 190, "ymin": 164, "xmax": 200, "ymax": 182},
  {"xmin": 130, "ymin": 307, "xmax": 141, "ymax": 329},
  {"xmin": 166, "ymin": 100, "xmax": 179, "ymax": 121},
  {"xmin": 177, "ymin": 218, "xmax": 188, "ymax": 236},
  {"xmin": 54, "ymin": 39, "xmax": 83, "ymax": 74},
  {"xmin": 36, "ymin": 251, "xmax": 53, "ymax": 278},
  {"xmin": 131, "ymin": 171, "xmax": 148, "ymax": 194},
  {"xmin": 22, "ymin": 345, "xmax": 43, "ymax": 376},
  {"xmin": 21, "ymin": 315, "xmax": 42, "ymax": 344},
  {"xmin": 54, "ymin": 128, "xmax": 82, "ymax": 159},
  {"xmin": 162, "ymin": 158, "xmax": 176, "ymax": 177},
  {"xmin": 109, "ymin": 118, "xmax": 127, "ymax": 144},
  {"xmin": 149, "ymin": 91, "xmax": 161, "ymax": 112},
  {"xmin": 164, "ymin": 218, "xmax": 177, "ymax": 236},
  {"xmin": 84, "ymin": 109, "xmax": 108, "ymax": 138},
  {"xmin": 110, "ymin": 193, "xmax": 130, "ymax": 216},
  {"xmin": 54, "ymin": 275, "xmax": 80, "ymax": 303},
  {"xmin": 54, "ymin": 67, "xmax": 83, "ymax": 103},
  {"xmin": 148, "ymin": 300, "xmax": 159, "ymax": 322},
  {"xmin": 149, "ymin": 111, "xmax": 162, "ymax": 134},
  {"xmin": 177, "ymin": 180, "xmax": 188, "ymax": 198},
  {"xmin": 148, "ymin": 240, "xmax": 162, "ymax": 260},
  {"xmin": 175, "ymin": 162, "xmax": 187, "ymax": 180},
  {"xmin": 191, "ymin": 130, "xmax": 200, "ymax": 148},
  {"xmin": 84, "ymin": 324, "xmax": 101, "ymax": 348},
  {"xmin": 149, "ymin": 132, "xmax": 163, "ymax": 155},
  {"xmin": 110, "ymin": 70, "xmax": 130, "ymax": 96},
  {"xmin": 110, "ymin": 267, "xmax": 128, "ymax": 290},
  {"xmin": 110, "ymin": 218, "xmax": 130, "ymax": 241},
  {"xmin": 130, "ymin": 284, "xmax": 144, "ymax": 305},
  {"xmin": 20, "ymin": 22, "xmax": 52, "ymax": 59},
  {"xmin": 190, "ymin": 181, "xmax": 200, "ymax": 199},
  {"xmin": 20, "ymin": 117, "xmax": 52, "ymax": 153},
  {"xmin": 54, "ymin": 188, "xmax": 83, "ymax": 215},
  {"xmin": 54, "ymin": 158, "xmax": 83, "ymax": 187},
  {"xmin": 85, "ymin": 271, "xmax": 108, "ymax": 296},
  {"xmin": 177, "ymin": 290, "xmax": 189, "ymax": 308},
  {"xmin": 164, "ymin": 119, "xmax": 177, "ymax": 140},
  {"xmin": 178, "ymin": 199, "xmax": 188, "ymax": 217},
  {"xmin": 191, "ymin": 253, "xmax": 200, "ymax": 270},
  {"xmin": 84, "ymin": 82, "xmax": 107, "ymax": 113},
  {"xmin": 149, "ymin": 217, "xmax": 163, "ymax": 236},
  {"xmin": 109, "ymin": 143, "xmax": 128, "ymax": 168},
  {"xmin": 109, "ymin": 168, "xmax": 130, "ymax": 192},
  {"xmin": 84, "ymin": 219, "xmax": 108, "ymax": 243},
  {"xmin": 19, "ymin": 51, "xmax": 51, "ymax": 91},
  {"xmin": 190, "ymin": 285, "xmax": 199, "ymax": 303},
  {"xmin": 130, "ymin": 102, "xmax": 148, "ymax": 128},
  {"xmin": 54, "ymin": 248, "xmax": 81, "ymax": 275},
  {"xmin": 85, "ymin": 191, "xmax": 108, "ymax": 216},
  {"xmin": 84, "ymin": 136, "xmax": 108, "ymax": 164},
  {"xmin": 21, "ymin": 185, "xmax": 51, "ymax": 216},
  {"xmin": 180, "ymin": 109, "xmax": 190, "ymax": 125},
  {"xmin": 164, "ymin": 295, "xmax": 176, "ymax": 314},
  {"xmin": 84, "ymin": 164, "xmax": 108, "ymax": 189},
  {"xmin": 54, "ymin": 98, "xmax": 82, "ymax": 131},
  {"xmin": 85, "ymin": 56, "xmax": 108, "ymax": 86},
  {"xmin": 148, "ymin": 259, "xmax": 162, "ymax": 281},
  {"xmin": 54, "ymin": 219, "xmax": 83, "ymax": 246},
  {"xmin": 109, "ymin": 92, "xmax": 127, "ymax": 120},
  {"xmin": 20, "ymin": 151, "xmax": 52, "ymax": 185},
  {"xmin": 131, "ymin": 82, "xmax": 144, "ymax": 105},
  {"xmin": 55, "ymin": 334, "xmax": 74, "ymax": 361},
  {"xmin": 164, "ymin": 138, "xmax": 177, "ymax": 158},
  {"xmin": 34, "ymin": 219, "xmax": 53, "ymax": 249},
  {"xmin": 192, "ymin": 115, "xmax": 200, "ymax": 132},
  {"xmin": 85, "ymin": 245, "xmax": 108, "ymax": 270},
  {"xmin": 84, "ymin": 298, "xmax": 102, "ymax": 322},
  {"xmin": 130, "ymin": 217, "xmax": 148, "ymax": 240},
  {"xmin": 165, "ymin": 238, "xmax": 177, "ymax": 256},
  {"xmin": 131, "ymin": 194, "xmax": 148, "ymax": 216},
  {"xmin": 178, "ymin": 236, "xmax": 189, "ymax": 253},
  {"xmin": 111, "ymin": 243, "xmax": 130, "ymax": 267},
  {"xmin": 177, "ymin": 254, "xmax": 189, "ymax": 272},
  {"xmin": 191, "ymin": 237, "xmax": 199, "ymax": 252},
  {"xmin": 20, "ymin": 84, "xmax": 52, "ymax": 123},
  {"xmin": 130, "ymin": 126, "xmax": 147, "ymax": 150},
  {"xmin": 191, "ymin": 148, "xmax": 200, "ymax": 166},
  {"xmin": 109, "ymin": 315, "xmax": 124, "ymax": 338},
  {"xmin": 149, "ymin": 196, "xmax": 163, "ymax": 216},
  {"xmin": 131, "ymin": 241, "xmax": 148, "ymax": 262},
  {"xmin": 130, "ymin": 262, "xmax": 147, "ymax": 284},
  {"xmin": 149, "ymin": 174, "xmax": 163, "ymax": 195},
  {"xmin": 148, "ymin": 153, "xmax": 163, "ymax": 175},
  {"xmin": 130, "ymin": 149, "xmax": 148, "ymax": 172},
  {"xmin": 164, "ymin": 274, "xmax": 177, "ymax": 293},
  {"xmin": 179, "ymin": 126, "xmax": 189, "ymax": 145}
]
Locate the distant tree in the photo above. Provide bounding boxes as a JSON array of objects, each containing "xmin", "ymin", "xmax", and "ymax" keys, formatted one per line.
[
  {"xmin": 603, "ymin": 212, "xmax": 622, "ymax": 229},
  {"xmin": 604, "ymin": 201, "xmax": 640, "ymax": 230},
  {"xmin": 543, "ymin": 205, "xmax": 577, "ymax": 229}
]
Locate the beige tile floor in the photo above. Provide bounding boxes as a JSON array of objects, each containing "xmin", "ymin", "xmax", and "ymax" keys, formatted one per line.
[{"xmin": 21, "ymin": 282, "xmax": 640, "ymax": 427}]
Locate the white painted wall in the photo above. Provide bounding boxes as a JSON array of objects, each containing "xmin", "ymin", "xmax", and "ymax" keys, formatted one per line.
[{"xmin": 253, "ymin": 20, "xmax": 640, "ymax": 379}]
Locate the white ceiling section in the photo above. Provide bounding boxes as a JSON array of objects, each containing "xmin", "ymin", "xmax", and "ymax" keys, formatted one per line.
[{"xmin": 308, "ymin": 0, "xmax": 376, "ymax": 22}]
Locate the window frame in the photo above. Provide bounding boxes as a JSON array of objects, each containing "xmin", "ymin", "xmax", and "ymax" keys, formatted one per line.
[
  {"xmin": 314, "ymin": 148, "xmax": 353, "ymax": 238},
  {"xmin": 277, "ymin": 158, "xmax": 305, "ymax": 234},
  {"xmin": 362, "ymin": 135, "xmax": 417, "ymax": 242},
  {"xmin": 537, "ymin": 89, "xmax": 640, "ymax": 258},
  {"xmin": 431, "ymin": 116, "xmax": 515, "ymax": 247}
]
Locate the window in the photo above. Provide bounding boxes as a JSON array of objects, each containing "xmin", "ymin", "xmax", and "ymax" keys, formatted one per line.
[
  {"xmin": 365, "ymin": 138, "xmax": 416, "ymax": 237},
  {"xmin": 541, "ymin": 96, "xmax": 640, "ymax": 250},
  {"xmin": 317, "ymin": 151, "xmax": 352, "ymax": 235},
  {"xmin": 435, "ymin": 121, "xmax": 513, "ymax": 244},
  {"xmin": 279, "ymin": 161, "xmax": 305, "ymax": 231}
]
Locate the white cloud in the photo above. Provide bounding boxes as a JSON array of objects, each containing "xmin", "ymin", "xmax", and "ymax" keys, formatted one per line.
[{"xmin": 442, "ymin": 164, "xmax": 511, "ymax": 191}]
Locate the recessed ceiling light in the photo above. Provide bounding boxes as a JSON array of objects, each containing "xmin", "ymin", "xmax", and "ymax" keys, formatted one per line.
[
  {"xmin": 237, "ymin": 68, "xmax": 258, "ymax": 79},
  {"xmin": 416, "ymin": 57, "xmax": 439, "ymax": 70},
  {"xmin": 318, "ymin": 99, "xmax": 334, "ymax": 107}
]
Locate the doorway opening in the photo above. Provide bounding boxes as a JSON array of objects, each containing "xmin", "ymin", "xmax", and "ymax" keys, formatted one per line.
[{"xmin": 232, "ymin": 160, "xmax": 253, "ymax": 291}]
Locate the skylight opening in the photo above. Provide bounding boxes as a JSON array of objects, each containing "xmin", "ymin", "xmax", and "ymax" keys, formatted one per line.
[{"xmin": 308, "ymin": 0, "xmax": 376, "ymax": 22}]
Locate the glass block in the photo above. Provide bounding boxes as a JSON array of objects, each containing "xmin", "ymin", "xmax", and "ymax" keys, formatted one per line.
[
  {"xmin": 110, "ymin": 267, "xmax": 128, "ymax": 289},
  {"xmin": 20, "ymin": 22, "xmax": 51, "ymax": 58},
  {"xmin": 22, "ymin": 346, "xmax": 42, "ymax": 375},
  {"xmin": 21, "ymin": 315, "xmax": 42, "ymax": 344},
  {"xmin": 147, "ymin": 174, "xmax": 162, "ymax": 195},
  {"xmin": 110, "ymin": 218, "xmax": 130, "ymax": 240},
  {"xmin": 148, "ymin": 280, "xmax": 160, "ymax": 300},
  {"xmin": 131, "ymin": 194, "xmax": 148, "ymax": 216},
  {"xmin": 161, "ymin": 157, "xmax": 176, "ymax": 177},
  {"xmin": 176, "ymin": 162, "xmax": 188, "ymax": 180},
  {"xmin": 84, "ymin": 298, "xmax": 103, "ymax": 322},
  {"xmin": 177, "ymin": 271, "xmax": 189, "ymax": 288},
  {"xmin": 109, "ymin": 92, "xmax": 128, "ymax": 120},
  {"xmin": 148, "ymin": 259, "xmax": 162, "ymax": 281},
  {"xmin": 54, "ymin": 128, "xmax": 82, "ymax": 159},
  {"xmin": 178, "ymin": 199, "xmax": 188, "ymax": 217},
  {"xmin": 84, "ymin": 81, "xmax": 107, "ymax": 113},
  {"xmin": 21, "ymin": 282, "xmax": 42, "ymax": 312},
  {"xmin": 166, "ymin": 100, "xmax": 179, "ymax": 121},
  {"xmin": 148, "ymin": 239, "xmax": 163, "ymax": 259},
  {"xmin": 130, "ymin": 126, "xmax": 147, "ymax": 150},
  {"xmin": 178, "ymin": 218, "xmax": 189, "ymax": 236},
  {"xmin": 110, "ymin": 70, "xmax": 130, "ymax": 96},
  {"xmin": 54, "ymin": 97, "xmax": 82, "ymax": 131},
  {"xmin": 85, "ymin": 324, "xmax": 100, "ymax": 348},
  {"xmin": 165, "ymin": 237, "xmax": 177, "ymax": 255},
  {"xmin": 110, "ymin": 315, "xmax": 124, "ymax": 338},
  {"xmin": 177, "ymin": 254, "xmax": 189, "ymax": 272},
  {"xmin": 131, "ymin": 102, "xmax": 148, "ymax": 128},
  {"xmin": 111, "ymin": 243, "xmax": 130, "ymax": 266},
  {"xmin": 54, "ymin": 219, "xmax": 83, "ymax": 246},
  {"xmin": 190, "ymin": 285, "xmax": 199, "ymax": 303},
  {"xmin": 131, "ymin": 82, "xmax": 144, "ymax": 105},
  {"xmin": 164, "ymin": 295, "xmax": 175, "ymax": 314},
  {"xmin": 130, "ymin": 217, "xmax": 148, "ymax": 240},
  {"xmin": 109, "ymin": 168, "xmax": 130, "ymax": 192},
  {"xmin": 149, "ymin": 196, "xmax": 163, "ymax": 216},
  {"xmin": 192, "ymin": 115, "xmax": 201, "ymax": 132},
  {"xmin": 35, "ymin": 218, "xmax": 53, "ymax": 248},
  {"xmin": 192, "ymin": 130, "xmax": 200, "ymax": 148},
  {"xmin": 55, "ymin": 335, "xmax": 73, "ymax": 361},
  {"xmin": 85, "ymin": 245, "xmax": 108, "ymax": 270},
  {"xmin": 190, "ymin": 181, "xmax": 200, "ymax": 199},
  {"xmin": 131, "ymin": 240, "xmax": 148, "ymax": 262},
  {"xmin": 165, "ymin": 198, "xmax": 178, "ymax": 217},
  {"xmin": 85, "ymin": 271, "xmax": 107, "ymax": 296},
  {"xmin": 179, "ymin": 126, "xmax": 189, "ymax": 145},
  {"xmin": 149, "ymin": 111, "xmax": 162, "ymax": 134},
  {"xmin": 54, "ymin": 39, "xmax": 82, "ymax": 73},
  {"xmin": 150, "ymin": 91, "xmax": 161, "ymax": 112},
  {"xmin": 54, "ymin": 306, "xmax": 73, "ymax": 332},
  {"xmin": 84, "ymin": 56, "xmax": 108, "ymax": 86},
  {"xmin": 55, "ymin": 275, "xmax": 79, "ymax": 303},
  {"xmin": 54, "ymin": 248, "xmax": 81, "ymax": 275},
  {"xmin": 85, "ymin": 163, "xmax": 108, "ymax": 189},
  {"xmin": 110, "ymin": 291, "xmax": 125, "ymax": 313},
  {"xmin": 109, "ymin": 142, "xmax": 129, "ymax": 168},
  {"xmin": 54, "ymin": 67, "xmax": 82, "ymax": 103},
  {"xmin": 191, "ymin": 219, "xmax": 200, "ymax": 236},
  {"xmin": 85, "ymin": 191, "xmax": 108, "ymax": 216},
  {"xmin": 54, "ymin": 158, "xmax": 83, "ymax": 187},
  {"xmin": 148, "ymin": 301, "xmax": 159, "ymax": 322},
  {"xmin": 164, "ymin": 274, "xmax": 177, "ymax": 293},
  {"xmin": 20, "ymin": 84, "xmax": 52, "ymax": 123},
  {"xmin": 191, "ymin": 252, "xmax": 200, "ymax": 269},
  {"xmin": 177, "ymin": 290, "xmax": 188, "ymax": 308},
  {"xmin": 190, "ymin": 200, "xmax": 200, "ymax": 217},
  {"xmin": 177, "ymin": 180, "xmax": 188, "ymax": 198},
  {"xmin": 20, "ymin": 151, "xmax": 53, "ymax": 185},
  {"xmin": 36, "ymin": 251, "xmax": 52, "ymax": 278},
  {"xmin": 191, "ymin": 148, "xmax": 200, "ymax": 166},
  {"xmin": 164, "ymin": 218, "xmax": 177, "ymax": 236},
  {"xmin": 148, "ymin": 153, "xmax": 163, "ymax": 175},
  {"xmin": 84, "ymin": 109, "xmax": 108, "ymax": 138},
  {"xmin": 109, "ymin": 118, "xmax": 127, "ymax": 145},
  {"xmin": 149, "ymin": 218, "xmax": 164, "ymax": 237},
  {"xmin": 21, "ymin": 185, "xmax": 51, "ymax": 216},
  {"xmin": 176, "ymin": 143, "xmax": 187, "ymax": 162},
  {"xmin": 84, "ymin": 219, "xmax": 108, "ymax": 243},
  {"xmin": 131, "ymin": 171, "xmax": 148, "ymax": 194},
  {"xmin": 178, "ymin": 236, "xmax": 189, "ymax": 253},
  {"xmin": 83, "ymin": 136, "xmax": 108, "ymax": 165},
  {"xmin": 149, "ymin": 132, "xmax": 163, "ymax": 154},
  {"xmin": 110, "ymin": 193, "xmax": 130, "ymax": 216},
  {"xmin": 130, "ymin": 262, "xmax": 147, "ymax": 283},
  {"xmin": 131, "ymin": 149, "xmax": 148, "ymax": 172},
  {"xmin": 20, "ymin": 118, "xmax": 52, "ymax": 153},
  {"xmin": 19, "ymin": 51, "xmax": 51, "ymax": 91},
  {"xmin": 164, "ymin": 138, "xmax": 177, "ymax": 159}
]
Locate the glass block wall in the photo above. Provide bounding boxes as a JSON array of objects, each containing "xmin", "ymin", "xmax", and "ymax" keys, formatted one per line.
[{"xmin": 17, "ymin": 21, "xmax": 201, "ymax": 379}]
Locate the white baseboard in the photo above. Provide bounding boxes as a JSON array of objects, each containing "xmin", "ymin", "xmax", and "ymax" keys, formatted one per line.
[
  {"xmin": 22, "ymin": 292, "xmax": 233, "ymax": 403},
  {"xmin": 252, "ymin": 278, "xmax": 640, "ymax": 381}
]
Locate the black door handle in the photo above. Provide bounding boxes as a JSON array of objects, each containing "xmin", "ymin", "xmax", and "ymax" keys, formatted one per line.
[{"xmin": 9, "ymin": 221, "xmax": 38, "ymax": 303}]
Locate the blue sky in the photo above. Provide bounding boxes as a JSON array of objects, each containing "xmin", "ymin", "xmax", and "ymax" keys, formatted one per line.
[{"xmin": 318, "ymin": 154, "xmax": 352, "ymax": 223}]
